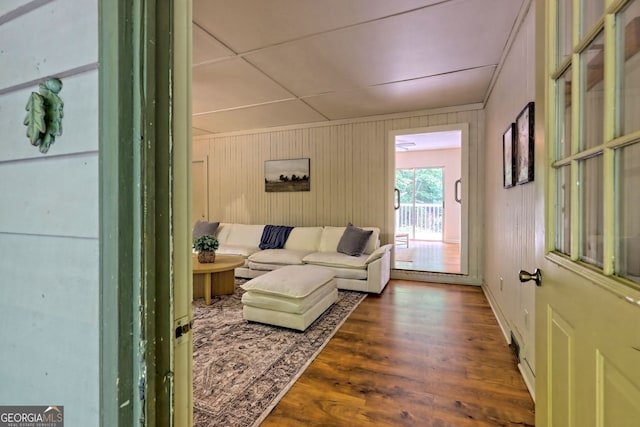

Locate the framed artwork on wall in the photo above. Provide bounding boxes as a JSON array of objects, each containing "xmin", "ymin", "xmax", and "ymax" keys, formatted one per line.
[
  {"xmin": 264, "ymin": 158, "xmax": 310, "ymax": 192},
  {"xmin": 503, "ymin": 123, "xmax": 516, "ymax": 188},
  {"xmin": 515, "ymin": 102, "xmax": 535, "ymax": 185}
]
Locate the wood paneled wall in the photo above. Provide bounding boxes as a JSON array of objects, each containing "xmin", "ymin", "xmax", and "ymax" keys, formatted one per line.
[
  {"xmin": 194, "ymin": 106, "xmax": 485, "ymax": 285},
  {"xmin": 194, "ymin": 107, "xmax": 483, "ymax": 258},
  {"xmin": 483, "ymin": 1, "xmax": 536, "ymax": 394},
  {"xmin": 204, "ymin": 124, "xmax": 387, "ymax": 228},
  {"xmin": 0, "ymin": 1, "xmax": 99, "ymax": 424}
]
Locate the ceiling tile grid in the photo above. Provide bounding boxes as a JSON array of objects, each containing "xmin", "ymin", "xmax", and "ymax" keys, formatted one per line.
[
  {"xmin": 193, "ymin": 99, "xmax": 327, "ymax": 134},
  {"xmin": 191, "ymin": 0, "xmax": 525, "ymax": 134}
]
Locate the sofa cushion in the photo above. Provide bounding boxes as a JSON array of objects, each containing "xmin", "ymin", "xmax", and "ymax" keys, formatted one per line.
[
  {"xmin": 318, "ymin": 226, "xmax": 346, "ymax": 252},
  {"xmin": 249, "ymin": 249, "xmax": 311, "ymax": 265},
  {"xmin": 214, "ymin": 223, "xmax": 232, "ymax": 244},
  {"xmin": 247, "ymin": 261, "xmax": 281, "ymax": 271},
  {"xmin": 317, "ymin": 266, "xmax": 368, "ymax": 280},
  {"xmin": 216, "ymin": 244, "xmax": 260, "ymax": 257},
  {"xmin": 337, "ymin": 224, "xmax": 373, "ymax": 256},
  {"xmin": 284, "ymin": 227, "xmax": 323, "ymax": 251},
  {"xmin": 303, "ymin": 251, "xmax": 369, "ymax": 269},
  {"xmin": 241, "ymin": 280, "xmax": 335, "ymax": 314},
  {"xmin": 226, "ymin": 224, "xmax": 265, "ymax": 247},
  {"xmin": 364, "ymin": 244, "xmax": 393, "ymax": 264},
  {"xmin": 361, "ymin": 227, "xmax": 380, "ymax": 254},
  {"xmin": 192, "ymin": 220, "xmax": 219, "ymax": 240},
  {"xmin": 240, "ymin": 265, "xmax": 335, "ymax": 298}
]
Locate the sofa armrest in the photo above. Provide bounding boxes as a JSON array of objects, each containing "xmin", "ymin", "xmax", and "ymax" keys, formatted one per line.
[
  {"xmin": 364, "ymin": 248, "xmax": 391, "ymax": 293},
  {"xmin": 364, "ymin": 244, "xmax": 393, "ymax": 265}
]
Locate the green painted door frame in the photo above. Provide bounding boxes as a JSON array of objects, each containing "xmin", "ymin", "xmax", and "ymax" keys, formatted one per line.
[{"xmin": 99, "ymin": 1, "xmax": 191, "ymax": 425}]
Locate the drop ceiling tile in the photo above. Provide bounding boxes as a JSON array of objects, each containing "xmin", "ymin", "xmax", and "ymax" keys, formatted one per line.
[
  {"xmin": 192, "ymin": 0, "xmax": 443, "ymax": 53},
  {"xmin": 193, "ymin": 100, "xmax": 327, "ymax": 134},
  {"xmin": 192, "ymin": 57, "xmax": 294, "ymax": 113},
  {"xmin": 190, "ymin": 0, "xmax": 527, "ymax": 132},
  {"xmin": 245, "ymin": 0, "xmax": 522, "ymax": 96},
  {"xmin": 193, "ymin": 24, "xmax": 235, "ymax": 65},
  {"xmin": 304, "ymin": 66, "xmax": 495, "ymax": 120}
]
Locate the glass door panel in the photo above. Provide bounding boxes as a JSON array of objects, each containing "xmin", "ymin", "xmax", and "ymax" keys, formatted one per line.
[
  {"xmin": 581, "ymin": 31, "xmax": 605, "ymax": 150},
  {"xmin": 579, "ymin": 155, "xmax": 604, "ymax": 267},
  {"xmin": 555, "ymin": 165, "xmax": 572, "ymax": 255},
  {"xmin": 395, "ymin": 166, "xmax": 459, "ymax": 274},
  {"xmin": 557, "ymin": 0, "xmax": 573, "ymax": 65},
  {"xmin": 395, "ymin": 168, "xmax": 415, "ymax": 238},
  {"xmin": 581, "ymin": 0, "xmax": 604, "ymax": 38},
  {"xmin": 617, "ymin": 1, "xmax": 640, "ymax": 136},
  {"xmin": 616, "ymin": 143, "xmax": 640, "ymax": 283},
  {"xmin": 556, "ymin": 66, "xmax": 573, "ymax": 160},
  {"xmin": 395, "ymin": 168, "xmax": 444, "ymax": 241}
]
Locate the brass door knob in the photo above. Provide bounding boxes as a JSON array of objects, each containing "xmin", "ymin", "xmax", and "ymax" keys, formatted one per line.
[{"xmin": 519, "ymin": 268, "xmax": 542, "ymax": 287}]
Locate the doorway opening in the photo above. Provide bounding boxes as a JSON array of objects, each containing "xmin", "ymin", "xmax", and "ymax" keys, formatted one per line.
[{"xmin": 394, "ymin": 129, "xmax": 463, "ymax": 275}]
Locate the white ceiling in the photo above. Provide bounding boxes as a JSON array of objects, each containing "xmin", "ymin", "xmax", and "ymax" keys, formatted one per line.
[
  {"xmin": 396, "ymin": 130, "xmax": 461, "ymax": 152},
  {"xmin": 192, "ymin": 0, "xmax": 526, "ymax": 135}
]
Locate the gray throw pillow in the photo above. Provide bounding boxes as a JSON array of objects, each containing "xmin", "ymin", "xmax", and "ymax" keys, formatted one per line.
[
  {"xmin": 192, "ymin": 221, "xmax": 220, "ymax": 240},
  {"xmin": 337, "ymin": 224, "xmax": 373, "ymax": 256}
]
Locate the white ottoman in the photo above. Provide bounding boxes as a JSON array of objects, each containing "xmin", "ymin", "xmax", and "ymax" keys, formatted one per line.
[{"xmin": 240, "ymin": 265, "xmax": 337, "ymax": 331}]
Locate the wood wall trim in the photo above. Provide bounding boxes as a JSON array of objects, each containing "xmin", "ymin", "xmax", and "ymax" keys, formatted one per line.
[{"xmin": 194, "ymin": 102, "xmax": 484, "ymax": 139}]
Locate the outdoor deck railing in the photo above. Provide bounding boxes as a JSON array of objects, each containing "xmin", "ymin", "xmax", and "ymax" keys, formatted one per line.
[{"xmin": 396, "ymin": 203, "xmax": 443, "ymax": 235}]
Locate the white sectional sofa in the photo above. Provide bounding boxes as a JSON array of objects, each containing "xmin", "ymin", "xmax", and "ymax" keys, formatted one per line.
[{"xmin": 211, "ymin": 223, "xmax": 392, "ymax": 294}]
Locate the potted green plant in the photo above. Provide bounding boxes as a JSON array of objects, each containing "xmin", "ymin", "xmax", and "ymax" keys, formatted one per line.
[{"xmin": 193, "ymin": 234, "xmax": 219, "ymax": 263}]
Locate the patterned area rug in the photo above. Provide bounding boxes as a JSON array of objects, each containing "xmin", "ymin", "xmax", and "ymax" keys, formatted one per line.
[{"xmin": 192, "ymin": 280, "xmax": 366, "ymax": 427}]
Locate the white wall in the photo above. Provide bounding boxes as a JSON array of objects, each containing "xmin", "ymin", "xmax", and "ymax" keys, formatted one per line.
[
  {"xmin": 0, "ymin": 1, "xmax": 99, "ymax": 424},
  {"xmin": 483, "ymin": 1, "xmax": 536, "ymax": 390},
  {"xmin": 396, "ymin": 148, "xmax": 461, "ymax": 243}
]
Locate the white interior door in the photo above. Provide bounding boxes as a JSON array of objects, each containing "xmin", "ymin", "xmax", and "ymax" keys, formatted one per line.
[{"xmin": 533, "ymin": 1, "xmax": 640, "ymax": 424}]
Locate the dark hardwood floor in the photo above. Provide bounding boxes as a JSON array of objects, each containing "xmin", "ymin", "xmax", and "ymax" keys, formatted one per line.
[{"xmin": 261, "ymin": 280, "xmax": 535, "ymax": 426}]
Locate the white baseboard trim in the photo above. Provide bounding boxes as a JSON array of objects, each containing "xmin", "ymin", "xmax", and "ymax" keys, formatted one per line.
[
  {"xmin": 481, "ymin": 284, "xmax": 510, "ymax": 343},
  {"xmin": 481, "ymin": 283, "xmax": 536, "ymax": 401},
  {"xmin": 391, "ymin": 269, "xmax": 481, "ymax": 285},
  {"xmin": 518, "ymin": 362, "xmax": 536, "ymax": 403}
]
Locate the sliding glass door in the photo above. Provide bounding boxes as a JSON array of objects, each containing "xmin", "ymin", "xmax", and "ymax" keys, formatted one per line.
[{"xmin": 395, "ymin": 167, "xmax": 444, "ymax": 241}]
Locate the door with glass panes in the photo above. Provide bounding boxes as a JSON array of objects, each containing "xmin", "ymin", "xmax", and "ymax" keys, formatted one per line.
[{"xmin": 533, "ymin": 0, "xmax": 640, "ymax": 425}]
